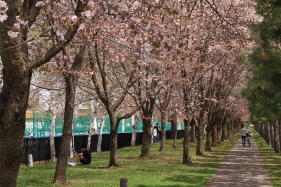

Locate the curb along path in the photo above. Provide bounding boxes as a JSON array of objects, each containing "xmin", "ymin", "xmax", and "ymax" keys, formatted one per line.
[{"xmin": 206, "ymin": 137, "xmax": 272, "ymax": 187}]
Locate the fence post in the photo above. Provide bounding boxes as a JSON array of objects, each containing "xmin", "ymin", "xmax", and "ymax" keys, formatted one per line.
[
  {"xmin": 28, "ymin": 154, "xmax": 33, "ymax": 167},
  {"xmin": 120, "ymin": 178, "xmax": 128, "ymax": 187}
]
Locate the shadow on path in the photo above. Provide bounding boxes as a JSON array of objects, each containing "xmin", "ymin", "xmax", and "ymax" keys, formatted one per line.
[{"xmin": 205, "ymin": 137, "xmax": 272, "ymax": 187}]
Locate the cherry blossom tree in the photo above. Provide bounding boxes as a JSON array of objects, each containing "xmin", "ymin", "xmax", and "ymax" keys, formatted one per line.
[{"xmin": 0, "ymin": 0, "xmax": 89, "ymax": 185}]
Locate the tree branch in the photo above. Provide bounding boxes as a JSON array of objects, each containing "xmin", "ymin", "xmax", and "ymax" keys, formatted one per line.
[{"xmin": 28, "ymin": 0, "xmax": 89, "ymax": 69}]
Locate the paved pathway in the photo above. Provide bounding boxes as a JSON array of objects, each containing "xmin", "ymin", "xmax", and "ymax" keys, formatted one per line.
[{"xmin": 206, "ymin": 137, "xmax": 272, "ymax": 187}]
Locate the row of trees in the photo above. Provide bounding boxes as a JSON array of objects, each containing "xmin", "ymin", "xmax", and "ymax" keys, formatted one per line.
[
  {"xmin": 0, "ymin": 0, "xmax": 257, "ymax": 186},
  {"xmin": 242, "ymin": 0, "xmax": 281, "ymax": 152},
  {"xmin": 255, "ymin": 122, "xmax": 281, "ymax": 153}
]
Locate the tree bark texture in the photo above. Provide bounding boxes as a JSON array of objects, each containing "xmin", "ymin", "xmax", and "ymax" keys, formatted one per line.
[
  {"xmin": 211, "ymin": 123, "xmax": 218, "ymax": 147},
  {"xmin": 217, "ymin": 123, "xmax": 222, "ymax": 144},
  {"xmin": 183, "ymin": 119, "xmax": 192, "ymax": 164},
  {"xmin": 0, "ymin": 69, "xmax": 32, "ymax": 187},
  {"xmin": 279, "ymin": 120, "xmax": 281, "ymax": 152},
  {"xmin": 53, "ymin": 75, "xmax": 78, "ymax": 184},
  {"xmin": 53, "ymin": 46, "xmax": 84, "ymax": 184},
  {"xmin": 269, "ymin": 123, "xmax": 274, "ymax": 147},
  {"xmin": 195, "ymin": 125, "xmax": 204, "ymax": 155},
  {"xmin": 221, "ymin": 122, "xmax": 227, "ymax": 142},
  {"xmin": 0, "ymin": 1, "xmax": 88, "ymax": 184},
  {"xmin": 205, "ymin": 125, "xmax": 212, "ymax": 151},
  {"xmin": 140, "ymin": 117, "xmax": 153, "ymax": 158},
  {"xmin": 109, "ymin": 116, "xmax": 119, "ymax": 167},
  {"xmin": 264, "ymin": 124, "xmax": 270, "ymax": 145},
  {"xmin": 171, "ymin": 115, "xmax": 178, "ymax": 147},
  {"xmin": 159, "ymin": 111, "xmax": 166, "ymax": 152},
  {"xmin": 273, "ymin": 121, "xmax": 279, "ymax": 153},
  {"xmin": 189, "ymin": 119, "xmax": 195, "ymax": 143}
]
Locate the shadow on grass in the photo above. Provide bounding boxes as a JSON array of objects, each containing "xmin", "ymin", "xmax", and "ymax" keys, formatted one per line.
[
  {"xmin": 136, "ymin": 174, "xmax": 208, "ymax": 187},
  {"xmin": 254, "ymin": 130, "xmax": 281, "ymax": 186}
]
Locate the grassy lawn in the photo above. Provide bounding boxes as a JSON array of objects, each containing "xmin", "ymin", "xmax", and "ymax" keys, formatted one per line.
[
  {"xmin": 254, "ymin": 131, "xmax": 281, "ymax": 187},
  {"xmin": 18, "ymin": 135, "xmax": 239, "ymax": 187}
]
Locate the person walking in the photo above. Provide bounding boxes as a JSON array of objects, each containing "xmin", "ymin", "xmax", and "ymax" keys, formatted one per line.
[{"xmin": 240, "ymin": 125, "xmax": 247, "ymax": 146}]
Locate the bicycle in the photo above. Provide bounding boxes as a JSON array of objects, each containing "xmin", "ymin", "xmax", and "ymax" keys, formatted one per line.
[{"xmin": 246, "ymin": 134, "xmax": 251, "ymax": 147}]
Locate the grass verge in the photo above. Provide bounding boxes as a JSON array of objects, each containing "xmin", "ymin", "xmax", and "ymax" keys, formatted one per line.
[
  {"xmin": 254, "ymin": 131, "xmax": 281, "ymax": 187},
  {"xmin": 18, "ymin": 135, "xmax": 239, "ymax": 187}
]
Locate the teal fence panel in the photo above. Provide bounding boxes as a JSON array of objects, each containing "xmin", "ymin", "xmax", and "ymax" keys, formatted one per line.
[{"xmin": 24, "ymin": 114, "xmax": 180, "ymax": 137}]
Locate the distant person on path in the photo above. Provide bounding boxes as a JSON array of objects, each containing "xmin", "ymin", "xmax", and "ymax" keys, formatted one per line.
[
  {"xmin": 75, "ymin": 148, "xmax": 91, "ymax": 165},
  {"xmin": 240, "ymin": 125, "xmax": 247, "ymax": 146}
]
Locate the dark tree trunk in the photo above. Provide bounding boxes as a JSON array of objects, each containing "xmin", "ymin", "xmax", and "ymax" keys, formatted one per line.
[
  {"xmin": 277, "ymin": 120, "xmax": 281, "ymax": 153},
  {"xmin": 171, "ymin": 115, "xmax": 178, "ymax": 148},
  {"xmin": 190, "ymin": 120, "xmax": 195, "ymax": 143},
  {"xmin": 0, "ymin": 1, "xmax": 87, "ymax": 184},
  {"xmin": 159, "ymin": 111, "xmax": 166, "ymax": 152},
  {"xmin": 211, "ymin": 123, "xmax": 218, "ymax": 147},
  {"xmin": 264, "ymin": 123, "xmax": 270, "ymax": 145},
  {"xmin": 140, "ymin": 117, "xmax": 152, "ymax": 158},
  {"xmin": 205, "ymin": 125, "xmax": 212, "ymax": 151},
  {"xmin": 109, "ymin": 116, "xmax": 119, "ymax": 167},
  {"xmin": 183, "ymin": 119, "xmax": 192, "ymax": 164},
  {"xmin": 195, "ymin": 125, "xmax": 204, "ymax": 155},
  {"xmin": 268, "ymin": 122, "xmax": 274, "ymax": 148},
  {"xmin": 273, "ymin": 121, "xmax": 279, "ymax": 153},
  {"xmin": 53, "ymin": 75, "xmax": 78, "ymax": 184},
  {"xmin": 53, "ymin": 46, "xmax": 84, "ymax": 184},
  {"xmin": 0, "ymin": 69, "xmax": 32, "ymax": 187},
  {"xmin": 221, "ymin": 122, "xmax": 227, "ymax": 142},
  {"xmin": 226, "ymin": 123, "xmax": 231, "ymax": 139},
  {"xmin": 217, "ymin": 123, "xmax": 222, "ymax": 144}
]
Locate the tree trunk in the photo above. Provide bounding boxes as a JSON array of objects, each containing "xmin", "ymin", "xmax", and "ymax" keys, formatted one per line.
[
  {"xmin": 264, "ymin": 123, "xmax": 270, "ymax": 145},
  {"xmin": 226, "ymin": 123, "xmax": 231, "ymax": 139},
  {"xmin": 159, "ymin": 111, "xmax": 166, "ymax": 152},
  {"xmin": 140, "ymin": 117, "xmax": 152, "ymax": 158},
  {"xmin": 53, "ymin": 75, "xmax": 78, "ymax": 184},
  {"xmin": 131, "ymin": 115, "xmax": 138, "ymax": 147},
  {"xmin": 195, "ymin": 125, "xmax": 204, "ymax": 155},
  {"xmin": 221, "ymin": 123, "xmax": 227, "ymax": 142},
  {"xmin": 278, "ymin": 120, "xmax": 281, "ymax": 153},
  {"xmin": 183, "ymin": 119, "xmax": 192, "ymax": 164},
  {"xmin": 190, "ymin": 119, "xmax": 195, "ymax": 143},
  {"xmin": 211, "ymin": 123, "xmax": 218, "ymax": 147},
  {"xmin": 205, "ymin": 125, "xmax": 212, "ymax": 151},
  {"xmin": 97, "ymin": 118, "xmax": 105, "ymax": 153},
  {"xmin": 217, "ymin": 123, "xmax": 222, "ymax": 144},
  {"xmin": 0, "ymin": 69, "xmax": 32, "ymax": 187},
  {"xmin": 269, "ymin": 122, "xmax": 274, "ymax": 147},
  {"xmin": 273, "ymin": 121, "xmax": 279, "ymax": 153},
  {"xmin": 50, "ymin": 114, "xmax": 56, "ymax": 162},
  {"xmin": 171, "ymin": 115, "xmax": 178, "ymax": 147},
  {"xmin": 109, "ymin": 116, "xmax": 119, "ymax": 167}
]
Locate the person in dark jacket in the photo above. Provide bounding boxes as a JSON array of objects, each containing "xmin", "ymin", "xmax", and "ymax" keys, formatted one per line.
[{"xmin": 75, "ymin": 148, "xmax": 91, "ymax": 165}]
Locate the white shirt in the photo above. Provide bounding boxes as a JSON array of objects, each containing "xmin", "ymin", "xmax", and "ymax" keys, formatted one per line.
[
  {"xmin": 240, "ymin": 128, "xmax": 247, "ymax": 136},
  {"xmin": 153, "ymin": 129, "xmax": 157, "ymax": 137}
]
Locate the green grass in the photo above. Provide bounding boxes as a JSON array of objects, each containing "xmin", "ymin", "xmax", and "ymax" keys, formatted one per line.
[
  {"xmin": 18, "ymin": 135, "xmax": 239, "ymax": 187},
  {"xmin": 254, "ymin": 131, "xmax": 281, "ymax": 187}
]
